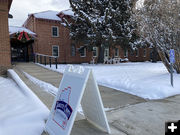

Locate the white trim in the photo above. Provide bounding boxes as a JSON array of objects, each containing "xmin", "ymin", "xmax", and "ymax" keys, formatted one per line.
[
  {"xmin": 124, "ymin": 49, "xmax": 128, "ymax": 57},
  {"xmin": 71, "ymin": 44, "xmax": 76, "ymax": 56},
  {"xmin": 135, "ymin": 49, "xmax": 139, "ymax": 57},
  {"xmin": 104, "ymin": 48, "xmax": 109, "ymax": 59},
  {"xmin": 52, "ymin": 45, "xmax": 59, "ymax": 57},
  {"xmin": 51, "ymin": 26, "xmax": 59, "ymax": 37},
  {"xmin": 80, "ymin": 46, "xmax": 86, "ymax": 57},
  {"xmin": 93, "ymin": 47, "xmax": 98, "ymax": 57},
  {"xmin": 143, "ymin": 49, "xmax": 146, "ymax": 57},
  {"xmin": 114, "ymin": 48, "xmax": 119, "ymax": 57}
]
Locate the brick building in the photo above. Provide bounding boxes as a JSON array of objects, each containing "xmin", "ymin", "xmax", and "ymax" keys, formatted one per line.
[
  {"xmin": 23, "ymin": 9, "xmax": 156, "ymax": 64},
  {"xmin": 0, "ymin": 0, "xmax": 13, "ymax": 74}
]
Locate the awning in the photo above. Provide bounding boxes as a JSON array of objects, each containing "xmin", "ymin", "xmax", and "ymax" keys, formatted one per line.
[
  {"xmin": 9, "ymin": 26, "xmax": 36, "ymax": 43},
  {"xmin": 9, "ymin": 26, "xmax": 36, "ymax": 36}
]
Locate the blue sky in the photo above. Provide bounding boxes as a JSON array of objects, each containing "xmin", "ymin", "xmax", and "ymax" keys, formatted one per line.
[{"xmin": 9, "ymin": 0, "xmax": 70, "ymax": 26}]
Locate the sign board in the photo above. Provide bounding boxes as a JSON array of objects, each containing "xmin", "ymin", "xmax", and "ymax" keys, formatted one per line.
[
  {"xmin": 45, "ymin": 65, "xmax": 111, "ymax": 135},
  {"xmin": 170, "ymin": 49, "xmax": 175, "ymax": 64}
]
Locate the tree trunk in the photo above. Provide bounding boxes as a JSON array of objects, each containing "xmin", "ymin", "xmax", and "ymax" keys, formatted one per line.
[
  {"xmin": 174, "ymin": 51, "xmax": 180, "ymax": 73},
  {"xmin": 152, "ymin": 47, "xmax": 157, "ymax": 63},
  {"xmin": 157, "ymin": 49, "xmax": 171, "ymax": 73},
  {"xmin": 97, "ymin": 45, "xmax": 104, "ymax": 63}
]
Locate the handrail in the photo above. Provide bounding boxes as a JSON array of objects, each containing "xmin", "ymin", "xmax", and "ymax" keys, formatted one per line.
[
  {"xmin": 34, "ymin": 53, "xmax": 58, "ymax": 69},
  {"xmin": 35, "ymin": 53, "xmax": 58, "ymax": 58}
]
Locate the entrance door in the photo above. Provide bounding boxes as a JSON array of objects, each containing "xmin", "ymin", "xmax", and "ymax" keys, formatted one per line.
[
  {"xmin": 104, "ymin": 48, "xmax": 109, "ymax": 59},
  {"xmin": 11, "ymin": 46, "xmax": 28, "ymax": 62}
]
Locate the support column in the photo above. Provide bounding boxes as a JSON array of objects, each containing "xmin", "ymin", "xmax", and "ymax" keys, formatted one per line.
[{"xmin": 0, "ymin": 1, "xmax": 11, "ymax": 75}]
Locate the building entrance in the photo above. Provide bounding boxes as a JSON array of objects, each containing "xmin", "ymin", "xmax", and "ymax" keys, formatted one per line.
[{"xmin": 10, "ymin": 30, "xmax": 35, "ymax": 62}]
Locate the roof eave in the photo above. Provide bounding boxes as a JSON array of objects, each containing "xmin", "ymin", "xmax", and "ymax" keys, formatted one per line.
[{"xmin": 35, "ymin": 17, "xmax": 61, "ymax": 22}]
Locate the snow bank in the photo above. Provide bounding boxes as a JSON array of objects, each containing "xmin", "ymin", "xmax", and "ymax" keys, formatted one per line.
[
  {"xmin": 8, "ymin": 69, "xmax": 48, "ymax": 111},
  {"xmin": 38, "ymin": 62, "xmax": 180, "ymax": 100},
  {"xmin": 0, "ymin": 69, "xmax": 50, "ymax": 135},
  {"xmin": 23, "ymin": 71, "xmax": 58, "ymax": 96}
]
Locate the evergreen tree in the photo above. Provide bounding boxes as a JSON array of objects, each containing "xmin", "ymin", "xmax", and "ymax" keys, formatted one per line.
[{"xmin": 68, "ymin": 0, "xmax": 137, "ymax": 63}]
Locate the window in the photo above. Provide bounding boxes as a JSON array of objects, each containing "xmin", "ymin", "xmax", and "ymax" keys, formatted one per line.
[
  {"xmin": 114, "ymin": 48, "xmax": 119, "ymax": 57},
  {"xmin": 80, "ymin": 46, "xmax": 86, "ymax": 57},
  {"xmin": 124, "ymin": 49, "xmax": 128, "ymax": 57},
  {"xmin": 52, "ymin": 45, "xmax": 59, "ymax": 57},
  {"xmin": 71, "ymin": 44, "xmax": 76, "ymax": 56},
  {"xmin": 52, "ymin": 26, "xmax": 59, "ymax": 37},
  {"xmin": 143, "ymin": 49, "xmax": 146, "ymax": 57},
  {"xmin": 104, "ymin": 48, "xmax": 109, "ymax": 58},
  {"xmin": 93, "ymin": 47, "xmax": 98, "ymax": 57},
  {"xmin": 129, "ymin": 49, "xmax": 133, "ymax": 56},
  {"xmin": 135, "ymin": 49, "xmax": 139, "ymax": 57},
  {"xmin": 150, "ymin": 49, "xmax": 153, "ymax": 59}
]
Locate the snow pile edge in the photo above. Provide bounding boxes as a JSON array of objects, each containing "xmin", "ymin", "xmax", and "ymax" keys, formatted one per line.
[{"xmin": 7, "ymin": 69, "xmax": 49, "ymax": 112}]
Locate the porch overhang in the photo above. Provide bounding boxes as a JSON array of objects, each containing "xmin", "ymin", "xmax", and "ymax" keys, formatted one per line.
[{"xmin": 9, "ymin": 26, "xmax": 37, "ymax": 43}]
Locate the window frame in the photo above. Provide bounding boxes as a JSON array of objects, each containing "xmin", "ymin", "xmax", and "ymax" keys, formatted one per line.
[
  {"xmin": 92, "ymin": 47, "xmax": 98, "ymax": 57},
  {"xmin": 71, "ymin": 44, "xmax": 76, "ymax": 56},
  {"xmin": 130, "ymin": 49, "xmax": 134, "ymax": 56},
  {"xmin": 52, "ymin": 45, "xmax": 59, "ymax": 57},
  {"xmin": 135, "ymin": 49, "xmax": 139, "ymax": 57},
  {"xmin": 124, "ymin": 49, "xmax": 128, "ymax": 57},
  {"xmin": 104, "ymin": 48, "xmax": 109, "ymax": 58},
  {"xmin": 51, "ymin": 26, "xmax": 59, "ymax": 37},
  {"xmin": 143, "ymin": 49, "xmax": 146, "ymax": 57},
  {"xmin": 114, "ymin": 48, "xmax": 119, "ymax": 57},
  {"xmin": 80, "ymin": 46, "xmax": 86, "ymax": 57}
]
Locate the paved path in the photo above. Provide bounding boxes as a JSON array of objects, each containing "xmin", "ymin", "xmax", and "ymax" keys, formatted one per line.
[
  {"xmin": 13, "ymin": 62, "xmax": 180, "ymax": 135},
  {"xmin": 14, "ymin": 63, "xmax": 145, "ymax": 109}
]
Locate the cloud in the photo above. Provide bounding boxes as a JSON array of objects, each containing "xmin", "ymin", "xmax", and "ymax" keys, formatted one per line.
[
  {"xmin": 51, "ymin": 0, "xmax": 70, "ymax": 9},
  {"xmin": 9, "ymin": 0, "xmax": 70, "ymax": 26}
]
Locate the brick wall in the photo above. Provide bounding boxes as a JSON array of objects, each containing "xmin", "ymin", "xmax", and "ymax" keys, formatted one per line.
[
  {"xmin": 24, "ymin": 16, "xmax": 93, "ymax": 64},
  {"xmin": 35, "ymin": 19, "xmax": 67, "ymax": 63},
  {"xmin": 24, "ymin": 13, "xmax": 156, "ymax": 64},
  {"xmin": 105, "ymin": 46, "xmax": 152, "ymax": 62},
  {"xmin": 0, "ymin": 1, "xmax": 11, "ymax": 75}
]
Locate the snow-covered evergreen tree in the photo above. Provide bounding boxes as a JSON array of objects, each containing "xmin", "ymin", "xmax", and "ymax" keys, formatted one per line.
[
  {"xmin": 135, "ymin": 0, "xmax": 180, "ymax": 73},
  {"xmin": 68, "ymin": 0, "xmax": 137, "ymax": 63}
]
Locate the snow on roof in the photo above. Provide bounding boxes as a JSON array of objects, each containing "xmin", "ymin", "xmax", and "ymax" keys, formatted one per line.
[
  {"xmin": 32, "ymin": 10, "xmax": 62, "ymax": 21},
  {"xmin": 60, "ymin": 9, "xmax": 74, "ymax": 16},
  {"xmin": 9, "ymin": 26, "xmax": 36, "ymax": 35}
]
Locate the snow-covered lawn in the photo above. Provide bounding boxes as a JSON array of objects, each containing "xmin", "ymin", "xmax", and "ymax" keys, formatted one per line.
[
  {"xmin": 0, "ymin": 76, "xmax": 49, "ymax": 135},
  {"xmin": 38, "ymin": 62, "xmax": 180, "ymax": 100}
]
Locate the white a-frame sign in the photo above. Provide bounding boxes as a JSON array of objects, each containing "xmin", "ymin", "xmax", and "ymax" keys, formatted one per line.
[{"xmin": 45, "ymin": 65, "xmax": 111, "ymax": 135}]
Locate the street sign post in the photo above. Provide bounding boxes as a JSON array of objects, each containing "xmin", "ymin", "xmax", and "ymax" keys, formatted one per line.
[
  {"xmin": 170, "ymin": 49, "xmax": 175, "ymax": 64},
  {"xmin": 45, "ymin": 65, "xmax": 111, "ymax": 135},
  {"xmin": 169, "ymin": 49, "xmax": 175, "ymax": 87}
]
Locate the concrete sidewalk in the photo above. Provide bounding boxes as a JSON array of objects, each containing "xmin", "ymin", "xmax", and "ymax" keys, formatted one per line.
[
  {"xmin": 13, "ymin": 62, "xmax": 180, "ymax": 135},
  {"xmin": 14, "ymin": 63, "xmax": 145, "ymax": 109}
]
